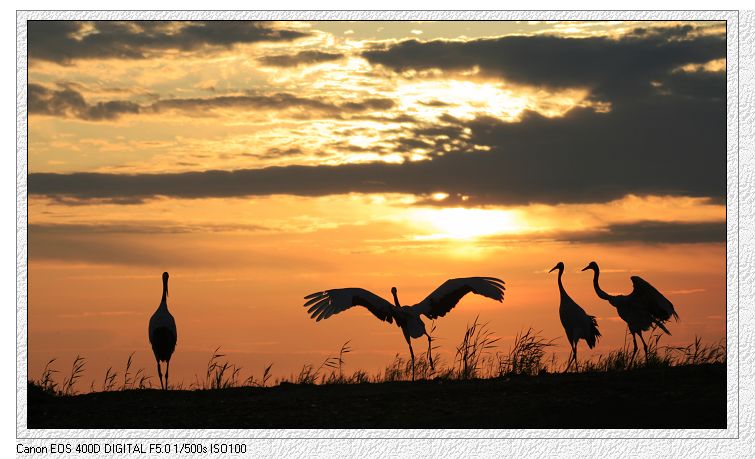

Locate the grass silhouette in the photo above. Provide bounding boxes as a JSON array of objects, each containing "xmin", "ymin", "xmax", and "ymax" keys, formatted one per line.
[
  {"xmin": 61, "ymin": 355, "xmax": 85, "ymax": 395},
  {"xmin": 30, "ymin": 319, "xmax": 726, "ymax": 395},
  {"xmin": 27, "ymin": 319, "xmax": 726, "ymax": 429},
  {"xmin": 496, "ymin": 327, "xmax": 557, "ymax": 376}
]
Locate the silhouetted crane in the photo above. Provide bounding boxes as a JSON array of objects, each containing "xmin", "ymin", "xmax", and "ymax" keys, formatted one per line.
[
  {"xmin": 303, "ymin": 277, "xmax": 505, "ymax": 380},
  {"xmin": 582, "ymin": 261, "xmax": 678, "ymax": 364},
  {"xmin": 549, "ymin": 262, "xmax": 600, "ymax": 372},
  {"xmin": 148, "ymin": 272, "xmax": 177, "ymax": 390}
]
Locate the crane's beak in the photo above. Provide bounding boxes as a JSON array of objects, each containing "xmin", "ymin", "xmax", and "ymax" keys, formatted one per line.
[
  {"xmin": 581, "ymin": 266, "xmax": 590, "ymax": 272},
  {"xmin": 548, "ymin": 265, "xmax": 558, "ymax": 273}
]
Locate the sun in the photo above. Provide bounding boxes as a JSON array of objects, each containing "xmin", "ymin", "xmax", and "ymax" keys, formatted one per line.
[{"xmin": 411, "ymin": 207, "xmax": 524, "ymax": 240}]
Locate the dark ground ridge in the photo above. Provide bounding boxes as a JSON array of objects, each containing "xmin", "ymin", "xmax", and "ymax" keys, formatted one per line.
[{"xmin": 28, "ymin": 363, "xmax": 725, "ymax": 429}]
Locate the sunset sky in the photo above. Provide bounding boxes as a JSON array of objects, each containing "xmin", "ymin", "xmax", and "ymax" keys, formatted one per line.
[{"xmin": 26, "ymin": 20, "xmax": 726, "ymax": 388}]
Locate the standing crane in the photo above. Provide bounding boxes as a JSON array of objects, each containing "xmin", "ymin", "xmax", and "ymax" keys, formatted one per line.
[
  {"xmin": 582, "ymin": 261, "xmax": 678, "ymax": 365},
  {"xmin": 303, "ymin": 277, "xmax": 505, "ymax": 380},
  {"xmin": 148, "ymin": 272, "xmax": 177, "ymax": 390},
  {"xmin": 549, "ymin": 262, "xmax": 600, "ymax": 372}
]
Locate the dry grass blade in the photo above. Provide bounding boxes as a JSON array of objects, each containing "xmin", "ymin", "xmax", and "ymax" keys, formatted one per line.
[
  {"xmin": 262, "ymin": 363, "xmax": 273, "ymax": 388},
  {"xmin": 643, "ymin": 332, "xmax": 675, "ymax": 368},
  {"xmin": 202, "ymin": 347, "xmax": 243, "ymax": 389},
  {"xmin": 338, "ymin": 341, "xmax": 352, "ymax": 379},
  {"xmin": 382, "ymin": 354, "xmax": 407, "ymax": 382},
  {"xmin": 670, "ymin": 335, "xmax": 726, "ymax": 365},
  {"xmin": 38, "ymin": 358, "xmax": 59, "ymax": 394},
  {"xmin": 296, "ymin": 363, "xmax": 318, "ymax": 385},
  {"xmin": 138, "ymin": 374, "xmax": 152, "ymax": 389},
  {"xmin": 102, "ymin": 367, "xmax": 118, "ymax": 392},
  {"xmin": 455, "ymin": 315, "xmax": 500, "ymax": 380},
  {"xmin": 578, "ymin": 332, "xmax": 634, "ymax": 372},
  {"xmin": 497, "ymin": 328, "xmax": 556, "ymax": 377},
  {"xmin": 350, "ymin": 369, "xmax": 370, "ymax": 384},
  {"xmin": 62, "ymin": 355, "xmax": 85, "ymax": 395},
  {"xmin": 122, "ymin": 352, "xmax": 135, "ymax": 390}
]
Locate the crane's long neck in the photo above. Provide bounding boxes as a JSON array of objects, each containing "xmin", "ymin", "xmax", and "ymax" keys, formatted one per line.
[
  {"xmin": 160, "ymin": 278, "xmax": 169, "ymax": 309},
  {"xmin": 391, "ymin": 290, "xmax": 401, "ymax": 309},
  {"xmin": 590, "ymin": 268, "xmax": 612, "ymax": 301},
  {"xmin": 556, "ymin": 268, "xmax": 567, "ymax": 299}
]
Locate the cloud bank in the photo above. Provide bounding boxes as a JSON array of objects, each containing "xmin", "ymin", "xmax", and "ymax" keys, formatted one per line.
[
  {"xmin": 362, "ymin": 26, "xmax": 725, "ymax": 102},
  {"xmin": 28, "ymin": 21, "xmax": 309, "ymax": 63}
]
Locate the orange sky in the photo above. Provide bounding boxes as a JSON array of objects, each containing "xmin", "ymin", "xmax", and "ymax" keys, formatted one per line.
[{"xmin": 26, "ymin": 20, "xmax": 726, "ymax": 390}]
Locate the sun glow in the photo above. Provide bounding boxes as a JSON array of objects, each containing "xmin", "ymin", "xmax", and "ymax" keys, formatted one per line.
[
  {"xmin": 411, "ymin": 207, "xmax": 525, "ymax": 240},
  {"xmin": 395, "ymin": 80, "xmax": 528, "ymax": 121},
  {"xmin": 391, "ymin": 79, "xmax": 602, "ymax": 123}
]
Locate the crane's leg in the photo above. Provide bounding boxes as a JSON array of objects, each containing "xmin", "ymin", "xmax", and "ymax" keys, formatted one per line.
[
  {"xmin": 638, "ymin": 332, "xmax": 649, "ymax": 365},
  {"xmin": 425, "ymin": 332, "xmax": 434, "ymax": 371},
  {"xmin": 156, "ymin": 360, "xmax": 163, "ymax": 390},
  {"xmin": 407, "ymin": 338, "xmax": 416, "ymax": 381},
  {"xmin": 573, "ymin": 343, "xmax": 579, "ymax": 372},
  {"xmin": 165, "ymin": 360, "xmax": 170, "ymax": 390},
  {"xmin": 564, "ymin": 345, "xmax": 574, "ymax": 373},
  {"xmin": 630, "ymin": 333, "xmax": 638, "ymax": 369}
]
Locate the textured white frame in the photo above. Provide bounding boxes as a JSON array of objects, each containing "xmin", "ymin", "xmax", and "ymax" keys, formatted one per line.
[{"xmin": 16, "ymin": 9, "xmax": 751, "ymax": 455}]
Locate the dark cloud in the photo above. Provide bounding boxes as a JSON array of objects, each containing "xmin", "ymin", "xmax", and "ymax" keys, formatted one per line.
[
  {"xmin": 248, "ymin": 147, "xmax": 304, "ymax": 160},
  {"xmin": 28, "ymin": 83, "xmax": 140, "ymax": 120},
  {"xmin": 152, "ymin": 93, "xmax": 394, "ymax": 116},
  {"xmin": 661, "ymin": 69, "xmax": 725, "ymax": 100},
  {"xmin": 348, "ymin": 113, "xmax": 419, "ymax": 124},
  {"xmin": 28, "ymin": 89, "xmax": 724, "ymax": 205},
  {"xmin": 362, "ymin": 27, "xmax": 725, "ymax": 102},
  {"xmin": 410, "ymin": 83, "xmax": 723, "ymax": 205},
  {"xmin": 339, "ymin": 98, "xmax": 395, "ymax": 112},
  {"xmin": 559, "ymin": 220, "xmax": 726, "ymax": 244},
  {"xmin": 151, "ymin": 93, "xmax": 336, "ymax": 113},
  {"xmin": 46, "ymin": 195, "xmax": 148, "ymax": 206},
  {"xmin": 258, "ymin": 50, "xmax": 344, "ymax": 67},
  {"xmin": 27, "ymin": 26, "xmax": 724, "ymax": 207},
  {"xmin": 479, "ymin": 220, "xmax": 724, "ymax": 245},
  {"xmin": 29, "ymin": 83, "xmax": 395, "ymax": 120},
  {"xmin": 27, "ymin": 91, "xmax": 725, "ymax": 206},
  {"xmin": 395, "ymin": 136, "xmax": 436, "ymax": 151},
  {"xmin": 28, "ymin": 21, "xmax": 309, "ymax": 63},
  {"xmin": 625, "ymin": 24, "xmax": 696, "ymax": 40},
  {"xmin": 420, "ymin": 100, "xmax": 451, "ymax": 107}
]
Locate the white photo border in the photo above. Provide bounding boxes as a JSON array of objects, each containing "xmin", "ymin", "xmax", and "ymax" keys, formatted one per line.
[{"xmin": 16, "ymin": 9, "xmax": 748, "ymax": 452}]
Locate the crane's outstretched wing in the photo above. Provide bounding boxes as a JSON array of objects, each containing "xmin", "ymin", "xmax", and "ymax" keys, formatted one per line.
[
  {"xmin": 303, "ymin": 288, "xmax": 395, "ymax": 323},
  {"xmin": 412, "ymin": 277, "xmax": 505, "ymax": 319},
  {"xmin": 629, "ymin": 276, "xmax": 679, "ymax": 329}
]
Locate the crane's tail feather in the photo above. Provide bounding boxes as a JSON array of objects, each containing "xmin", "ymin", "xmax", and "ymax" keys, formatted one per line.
[
  {"xmin": 586, "ymin": 315, "xmax": 601, "ymax": 349},
  {"xmin": 655, "ymin": 320, "xmax": 672, "ymax": 335}
]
